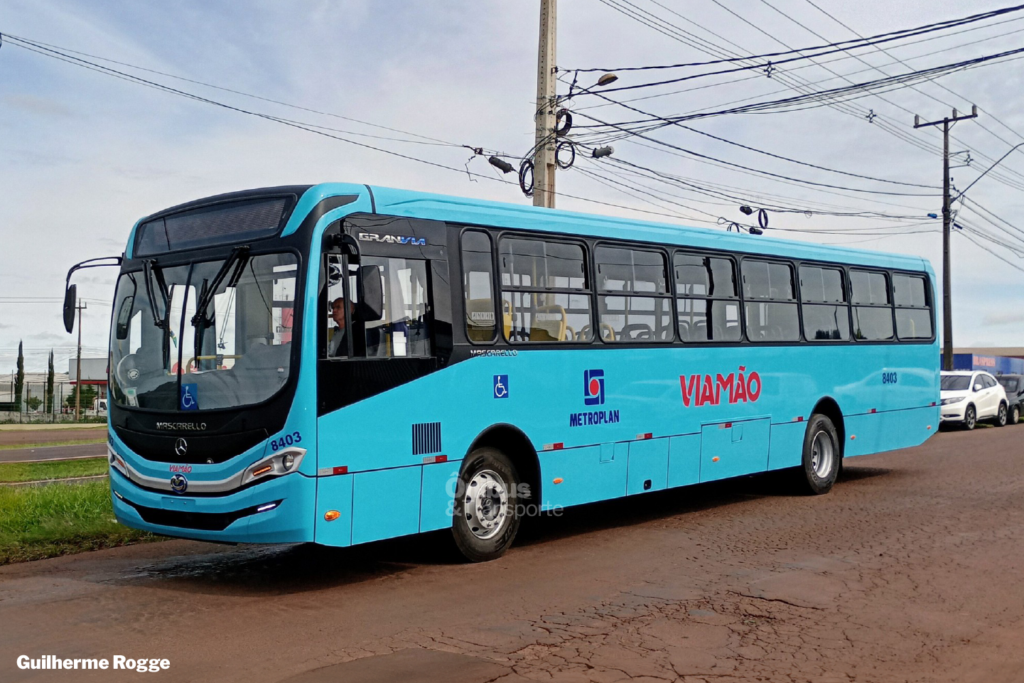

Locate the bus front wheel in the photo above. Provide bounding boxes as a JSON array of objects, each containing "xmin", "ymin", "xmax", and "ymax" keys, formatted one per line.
[
  {"xmin": 452, "ymin": 447, "xmax": 522, "ymax": 562},
  {"xmin": 799, "ymin": 414, "xmax": 840, "ymax": 495}
]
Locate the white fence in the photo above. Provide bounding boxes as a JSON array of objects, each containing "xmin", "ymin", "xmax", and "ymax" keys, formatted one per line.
[{"xmin": 0, "ymin": 381, "xmax": 106, "ymax": 423}]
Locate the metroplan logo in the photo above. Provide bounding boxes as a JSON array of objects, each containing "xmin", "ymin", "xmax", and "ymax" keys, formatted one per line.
[
  {"xmin": 680, "ymin": 365, "xmax": 762, "ymax": 407},
  {"xmin": 584, "ymin": 369, "xmax": 605, "ymax": 405},
  {"xmin": 571, "ymin": 369, "xmax": 620, "ymax": 427}
]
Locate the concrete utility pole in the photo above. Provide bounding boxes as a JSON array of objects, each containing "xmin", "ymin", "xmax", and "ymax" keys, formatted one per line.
[
  {"xmin": 914, "ymin": 106, "xmax": 977, "ymax": 371},
  {"xmin": 74, "ymin": 300, "xmax": 87, "ymax": 421},
  {"xmin": 533, "ymin": 0, "xmax": 557, "ymax": 208}
]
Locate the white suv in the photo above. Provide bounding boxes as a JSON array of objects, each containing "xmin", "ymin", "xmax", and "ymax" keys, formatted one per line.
[{"xmin": 940, "ymin": 370, "xmax": 1009, "ymax": 430}]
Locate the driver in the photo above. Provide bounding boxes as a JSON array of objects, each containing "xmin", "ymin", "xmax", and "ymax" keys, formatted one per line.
[{"xmin": 328, "ymin": 297, "xmax": 356, "ymax": 357}]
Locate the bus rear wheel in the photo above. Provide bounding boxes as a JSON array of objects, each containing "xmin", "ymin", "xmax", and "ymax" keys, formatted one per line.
[
  {"xmin": 799, "ymin": 414, "xmax": 840, "ymax": 495},
  {"xmin": 452, "ymin": 447, "xmax": 522, "ymax": 562}
]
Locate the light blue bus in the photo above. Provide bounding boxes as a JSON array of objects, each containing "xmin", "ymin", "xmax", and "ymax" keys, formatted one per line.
[{"xmin": 64, "ymin": 183, "xmax": 939, "ymax": 561}]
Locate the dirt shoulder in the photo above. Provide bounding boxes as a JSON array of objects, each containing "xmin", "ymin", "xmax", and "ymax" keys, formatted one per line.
[{"xmin": 0, "ymin": 426, "xmax": 106, "ymax": 447}]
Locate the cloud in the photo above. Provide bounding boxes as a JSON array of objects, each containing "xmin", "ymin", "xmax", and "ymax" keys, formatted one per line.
[
  {"xmin": 1, "ymin": 94, "xmax": 73, "ymax": 118},
  {"xmin": 982, "ymin": 312, "xmax": 1024, "ymax": 327}
]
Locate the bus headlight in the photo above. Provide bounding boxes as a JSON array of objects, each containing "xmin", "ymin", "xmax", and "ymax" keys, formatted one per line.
[{"xmin": 241, "ymin": 448, "xmax": 306, "ymax": 485}]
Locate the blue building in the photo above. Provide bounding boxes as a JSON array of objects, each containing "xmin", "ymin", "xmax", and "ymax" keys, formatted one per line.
[{"xmin": 950, "ymin": 348, "xmax": 1024, "ymax": 375}]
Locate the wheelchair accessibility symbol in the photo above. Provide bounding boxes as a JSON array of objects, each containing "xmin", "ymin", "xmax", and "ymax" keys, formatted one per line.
[
  {"xmin": 493, "ymin": 375, "xmax": 509, "ymax": 399},
  {"xmin": 180, "ymin": 383, "xmax": 198, "ymax": 411}
]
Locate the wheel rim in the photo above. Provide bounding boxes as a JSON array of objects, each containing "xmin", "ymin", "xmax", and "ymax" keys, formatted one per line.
[
  {"xmin": 966, "ymin": 408, "xmax": 976, "ymax": 428},
  {"xmin": 464, "ymin": 469, "xmax": 509, "ymax": 540},
  {"xmin": 1000, "ymin": 405, "xmax": 1007, "ymax": 424},
  {"xmin": 810, "ymin": 430, "xmax": 834, "ymax": 479},
  {"xmin": 1014, "ymin": 406, "xmax": 1020, "ymax": 424}
]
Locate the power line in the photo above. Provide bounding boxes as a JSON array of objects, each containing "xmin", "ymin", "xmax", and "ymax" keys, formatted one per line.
[
  {"xmin": 958, "ymin": 229, "xmax": 1024, "ymax": 273},
  {"xmin": 570, "ymin": 4, "xmax": 1024, "ymax": 94},
  {"xmin": 574, "ymin": 20, "xmax": 1024, "ymax": 114},
  {"xmin": 572, "ymin": 109, "xmax": 941, "ymax": 196},
  {"xmin": 760, "ymin": 0, "xmax": 1024, "ymax": 192},
  {"xmin": 801, "ymin": 0, "xmax": 1024, "ymax": 159},
  {"xmin": 575, "ymin": 2, "xmax": 1024, "ymax": 74},
  {"xmin": 0, "ymin": 34, "xmax": 524, "ymax": 185},
  {"xmin": 0, "ymin": 32, "xmax": 468, "ymax": 150},
  {"xmin": 577, "ymin": 1, "xmax": 1024, "ymax": 192},
  {"xmin": 589, "ymin": 151, "xmax": 930, "ymax": 219}
]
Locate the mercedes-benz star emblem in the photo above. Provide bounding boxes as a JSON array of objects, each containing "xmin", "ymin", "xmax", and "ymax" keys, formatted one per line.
[
  {"xmin": 174, "ymin": 438, "xmax": 188, "ymax": 457},
  {"xmin": 169, "ymin": 474, "xmax": 188, "ymax": 494}
]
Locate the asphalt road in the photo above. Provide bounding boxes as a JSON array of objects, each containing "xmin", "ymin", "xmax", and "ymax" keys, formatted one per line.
[
  {"xmin": 0, "ymin": 443, "xmax": 106, "ymax": 463},
  {"xmin": 2, "ymin": 425, "xmax": 1023, "ymax": 683}
]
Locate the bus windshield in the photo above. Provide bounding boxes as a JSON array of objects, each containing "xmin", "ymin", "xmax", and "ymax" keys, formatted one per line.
[{"xmin": 108, "ymin": 252, "xmax": 298, "ymax": 411}]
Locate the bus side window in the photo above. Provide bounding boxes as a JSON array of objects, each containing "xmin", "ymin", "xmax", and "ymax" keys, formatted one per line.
[
  {"xmin": 362, "ymin": 257, "xmax": 432, "ymax": 358},
  {"xmin": 499, "ymin": 237, "xmax": 593, "ymax": 343},
  {"xmin": 461, "ymin": 230, "xmax": 497, "ymax": 342},
  {"xmin": 742, "ymin": 260, "xmax": 799, "ymax": 342},
  {"xmin": 850, "ymin": 269, "xmax": 894, "ymax": 341},
  {"xmin": 893, "ymin": 274, "xmax": 932, "ymax": 340},
  {"xmin": 324, "ymin": 254, "xmax": 350, "ymax": 358},
  {"xmin": 596, "ymin": 246, "xmax": 672, "ymax": 343},
  {"xmin": 674, "ymin": 253, "xmax": 741, "ymax": 342},
  {"xmin": 799, "ymin": 265, "xmax": 850, "ymax": 341}
]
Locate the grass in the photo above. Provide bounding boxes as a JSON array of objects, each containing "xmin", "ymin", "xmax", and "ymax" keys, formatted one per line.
[
  {"xmin": 0, "ymin": 457, "xmax": 109, "ymax": 483},
  {"xmin": 0, "ymin": 480, "xmax": 157, "ymax": 564},
  {"xmin": 0, "ymin": 438, "xmax": 107, "ymax": 451}
]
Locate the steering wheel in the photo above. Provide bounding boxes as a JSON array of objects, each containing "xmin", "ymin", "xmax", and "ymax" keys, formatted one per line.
[{"xmin": 115, "ymin": 354, "xmax": 141, "ymax": 389}]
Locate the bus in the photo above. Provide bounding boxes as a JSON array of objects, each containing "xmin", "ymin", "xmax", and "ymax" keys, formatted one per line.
[{"xmin": 64, "ymin": 183, "xmax": 940, "ymax": 562}]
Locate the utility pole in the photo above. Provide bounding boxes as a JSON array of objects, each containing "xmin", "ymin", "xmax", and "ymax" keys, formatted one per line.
[
  {"xmin": 914, "ymin": 106, "xmax": 977, "ymax": 371},
  {"xmin": 74, "ymin": 300, "xmax": 87, "ymax": 421},
  {"xmin": 533, "ymin": 0, "xmax": 557, "ymax": 208}
]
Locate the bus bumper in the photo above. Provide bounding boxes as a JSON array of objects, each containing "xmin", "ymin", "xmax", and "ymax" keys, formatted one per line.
[{"xmin": 110, "ymin": 468, "xmax": 315, "ymax": 544}]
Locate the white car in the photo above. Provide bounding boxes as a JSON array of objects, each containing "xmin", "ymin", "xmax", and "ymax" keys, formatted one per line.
[{"xmin": 940, "ymin": 370, "xmax": 1009, "ymax": 430}]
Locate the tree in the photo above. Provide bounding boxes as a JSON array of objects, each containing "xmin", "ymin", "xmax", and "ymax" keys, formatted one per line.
[
  {"xmin": 25, "ymin": 396, "xmax": 43, "ymax": 412},
  {"xmin": 14, "ymin": 340, "xmax": 24, "ymax": 411},
  {"xmin": 66, "ymin": 384, "xmax": 97, "ymax": 411},
  {"xmin": 46, "ymin": 350, "xmax": 55, "ymax": 415}
]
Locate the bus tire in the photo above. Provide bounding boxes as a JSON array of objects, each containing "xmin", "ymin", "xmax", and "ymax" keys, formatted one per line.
[
  {"xmin": 452, "ymin": 447, "xmax": 522, "ymax": 562},
  {"xmin": 799, "ymin": 414, "xmax": 840, "ymax": 495}
]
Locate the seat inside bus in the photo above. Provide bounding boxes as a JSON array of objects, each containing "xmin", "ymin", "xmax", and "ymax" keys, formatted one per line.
[{"xmin": 530, "ymin": 304, "xmax": 567, "ymax": 342}]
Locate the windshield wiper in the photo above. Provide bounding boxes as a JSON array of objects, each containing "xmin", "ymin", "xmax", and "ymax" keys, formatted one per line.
[
  {"xmin": 191, "ymin": 246, "xmax": 250, "ymax": 371},
  {"xmin": 142, "ymin": 259, "xmax": 172, "ymax": 369}
]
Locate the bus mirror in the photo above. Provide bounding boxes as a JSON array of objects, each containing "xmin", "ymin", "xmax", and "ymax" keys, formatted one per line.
[
  {"xmin": 357, "ymin": 265, "xmax": 383, "ymax": 322},
  {"xmin": 115, "ymin": 296, "xmax": 134, "ymax": 340},
  {"xmin": 63, "ymin": 284, "xmax": 78, "ymax": 334}
]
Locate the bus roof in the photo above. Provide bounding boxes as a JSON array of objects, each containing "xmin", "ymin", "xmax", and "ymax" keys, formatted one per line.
[{"xmin": 356, "ymin": 183, "xmax": 931, "ymax": 273}]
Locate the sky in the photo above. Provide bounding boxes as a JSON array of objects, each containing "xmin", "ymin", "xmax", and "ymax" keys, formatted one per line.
[{"xmin": 1, "ymin": 0, "xmax": 1023, "ymax": 374}]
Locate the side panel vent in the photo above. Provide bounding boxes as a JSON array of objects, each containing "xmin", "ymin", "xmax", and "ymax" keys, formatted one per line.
[{"xmin": 412, "ymin": 422, "xmax": 442, "ymax": 456}]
